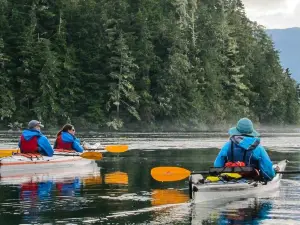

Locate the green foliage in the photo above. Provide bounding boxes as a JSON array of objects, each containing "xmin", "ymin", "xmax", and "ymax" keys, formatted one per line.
[
  {"xmin": 0, "ymin": 0, "xmax": 299, "ymax": 130},
  {"xmin": 0, "ymin": 38, "xmax": 16, "ymax": 120}
]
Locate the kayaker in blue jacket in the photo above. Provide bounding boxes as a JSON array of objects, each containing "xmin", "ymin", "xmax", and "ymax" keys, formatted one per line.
[
  {"xmin": 18, "ymin": 120, "xmax": 54, "ymax": 156},
  {"xmin": 214, "ymin": 118, "xmax": 276, "ymax": 181},
  {"xmin": 53, "ymin": 124, "xmax": 83, "ymax": 152}
]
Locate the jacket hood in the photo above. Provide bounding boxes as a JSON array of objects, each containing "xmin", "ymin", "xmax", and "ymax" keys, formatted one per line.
[
  {"xmin": 230, "ymin": 135, "xmax": 260, "ymax": 151},
  {"xmin": 22, "ymin": 129, "xmax": 42, "ymax": 140},
  {"xmin": 61, "ymin": 132, "xmax": 75, "ymax": 142}
]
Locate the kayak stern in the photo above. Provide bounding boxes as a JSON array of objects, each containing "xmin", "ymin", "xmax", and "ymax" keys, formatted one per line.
[{"xmin": 189, "ymin": 160, "xmax": 288, "ymax": 204}]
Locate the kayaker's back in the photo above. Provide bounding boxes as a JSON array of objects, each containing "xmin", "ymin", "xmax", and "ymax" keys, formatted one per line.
[
  {"xmin": 18, "ymin": 120, "xmax": 54, "ymax": 157},
  {"xmin": 54, "ymin": 124, "xmax": 83, "ymax": 153},
  {"xmin": 214, "ymin": 118, "xmax": 276, "ymax": 181},
  {"xmin": 19, "ymin": 129, "xmax": 41, "ymax": 153}
]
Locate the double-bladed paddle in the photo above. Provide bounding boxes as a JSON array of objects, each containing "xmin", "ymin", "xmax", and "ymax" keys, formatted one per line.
[
  {"xmin": 0, "ymin": 149, "xmax": 19, "ymax": 157},
  {"xmin": 0, "ymin": 145, "xmax": 129, "ymax": 158},
  {"xmin": 103, "ymin": 145, "xmax": 128, "ymax": 153},
  {"xmin": 151, "ymin": 166, "xmax": 300, "ymax": 182},
  {"xmin": 54, "ymin": 151, "xmax": 104, "ymax": 160}
]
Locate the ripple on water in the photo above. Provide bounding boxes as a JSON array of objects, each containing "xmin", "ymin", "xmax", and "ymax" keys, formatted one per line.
[{"xmin": 99, "ymin": 193, "xmax": 151, "ymax": 202}]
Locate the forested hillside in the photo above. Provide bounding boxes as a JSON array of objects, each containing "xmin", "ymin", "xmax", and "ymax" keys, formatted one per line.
[{"xmin": 0, "ymin": 0, "xmax": 299, "ymax": 130}]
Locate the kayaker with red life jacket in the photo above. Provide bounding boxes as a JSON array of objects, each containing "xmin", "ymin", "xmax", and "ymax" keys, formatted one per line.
[
  {"xmin": 214, "ymin": 118, "xmax": 276, "ymax": 181},
  {"xmin": 53, "ymin": 124, "xmax": 83, "ymax": 152},
  {"xmin": 18, "ymin": 120, "xmax": 54, "ymax": 156}
]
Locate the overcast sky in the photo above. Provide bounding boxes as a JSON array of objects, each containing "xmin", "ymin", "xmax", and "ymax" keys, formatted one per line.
[{"xmin": 242, "ymin": 0, "xmax": 300, "ymax": 28}]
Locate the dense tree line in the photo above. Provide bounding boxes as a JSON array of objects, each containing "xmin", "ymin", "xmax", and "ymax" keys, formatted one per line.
[{"xmin": 0, "ymin": 0, "xmax": 299, "ymax": 131}]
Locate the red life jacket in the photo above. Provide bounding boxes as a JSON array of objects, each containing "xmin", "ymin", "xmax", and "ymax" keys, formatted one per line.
[
  {"xmin": 225, "ymin": 161, "xmax": 246, "ymax": 167},
  {"xmin": 20, "ymin": 135, "xmax": 39, "ymax": 153},
  {"xmin": 55, "ymin": 135, "xmax": 72, "ymax": 150}
]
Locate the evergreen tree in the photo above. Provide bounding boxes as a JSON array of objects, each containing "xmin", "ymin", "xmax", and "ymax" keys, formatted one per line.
[{"xmin": 0, "ymin": 0, "xmax": 298, "ymax": 130}]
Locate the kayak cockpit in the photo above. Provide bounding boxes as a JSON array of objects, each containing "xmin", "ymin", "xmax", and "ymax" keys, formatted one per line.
[{"xmin": 189, "ymin": 159, "xmax": 288, "ymax": 203}]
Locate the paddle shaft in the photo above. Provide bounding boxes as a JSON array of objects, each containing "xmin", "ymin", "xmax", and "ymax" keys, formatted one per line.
[
  {"xmin": 53, "ymin": 153, "xmax": 81, "ymax": 156},
  {"xmin": 276, "ymin": 171, "xmax": 300, "ymax": 174},
  {"xmin": 53, "ymin": 153, "xmax": 101, "ymax": 160},
  {"xmin": 0, "ymin": 145, "xmax": 128, "ymax": 157},
  {"xmin": 191, "ymin": 171, "xmax": 210, "ymax": 175}
]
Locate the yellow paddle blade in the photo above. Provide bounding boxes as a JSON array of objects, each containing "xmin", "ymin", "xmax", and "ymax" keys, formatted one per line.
[
  {"xmin": 151, "ymin": 189, "xmax": 189, "ymax": 206},
  {"xmin": 80, "ymin": 152, "xmax": 103, "ymax": 160},
  {"xmin": 0, "ymin": 149, "xmax": 20, "ymax": 157},
  {"xmin": 104, "ymin": 145, "xmax": 128, "ymax": 153},
  {"xmin": 104, "ymin": 171, "xmax": 128, "ymax": 185},
  {"xmin": 151, "ymin": 167, "xmax": 191, "ymax": 182}
]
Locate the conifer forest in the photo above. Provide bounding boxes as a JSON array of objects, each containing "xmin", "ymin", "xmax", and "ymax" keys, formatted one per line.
[{"xmin": 0, "ymin": 0, "xmax": 299, "ymax": 130}]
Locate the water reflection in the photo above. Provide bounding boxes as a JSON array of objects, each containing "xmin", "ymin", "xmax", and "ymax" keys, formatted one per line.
[
  {"xmin": 20, "ymin": 181, "xmax": 53, "ymax": 201},
  {"xmin": 1, "ymin": 161, "xmax": 98, "ymax": 224},
  {"xmin": 151, "ymin": 189, "xmax": 189, "ymax": 206},
  {"xmin": 83, "ymin": 175, "xmax": 102, "ymax": 186},
  {"xmin": 1, "ymin": 165, "xmax": 131, "ymax": 222},
  {"xmin": 218, "ymin": 200, "xmax": 272, "ymax": 225},
  {"xmin": 104, "ymin": 171, "xmax": 128, "ymax": 185},
  {"xmin": 55, "ymin": 178, "xmax": 81, "ymax": 197},
  {"xmin": 191, "ymin": 197, "xmax": 277, "ymax": 225},
  {"xmin": 0, "ymin": 133, "xmax": 300, "ymax": 224}
]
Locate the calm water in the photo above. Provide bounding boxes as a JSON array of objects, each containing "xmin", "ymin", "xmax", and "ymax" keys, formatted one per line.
[{"xmin": 0, "ymin": 132, "xmax": 300, "ymax": 225}]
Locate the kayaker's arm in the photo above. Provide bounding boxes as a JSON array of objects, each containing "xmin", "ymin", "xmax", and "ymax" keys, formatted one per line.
[
  {"xmin": 72, "ymin": 138, "xmax": 84, "ymax": 152},
  {"xmin": 257, "ymin": 146, "xmax": 275, "ymax": 181},
  {"xmin": 37, "ymin": 136, "xmax": 54, "ymax": 156},
  {"xmin": 214, "ymin": 142, "xmax": 230, "ymax": 167}
]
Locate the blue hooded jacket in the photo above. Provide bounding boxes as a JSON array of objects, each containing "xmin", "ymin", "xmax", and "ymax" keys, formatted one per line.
[
  {"xmin": 214, "ymin": 136, "xmax": 275, "ymax": 181},
  {"xmin": 18, "ymin": 129, "xmax": 54, "ymax": 157},
  {"xmin": 55, "ymin": 131, "xmax": 83, "ymax": 152}
]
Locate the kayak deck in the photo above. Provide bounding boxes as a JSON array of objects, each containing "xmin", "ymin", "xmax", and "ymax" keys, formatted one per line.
[{"xmin": 189, "ymin": 160, "xmax": 287, "ymax": 203}]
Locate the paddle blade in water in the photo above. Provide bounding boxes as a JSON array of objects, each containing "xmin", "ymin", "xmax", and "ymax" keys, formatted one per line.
[
  {"xmin": 105, "ymin": 145, "xmax": 128, "ymax": 153},
  {"xmin": 80, "ymin": 152, "xmax": 103, "ymax": 160},
  {"xmin": 151, "ymin": 167, "xmax": 191, "ymax": 182}
]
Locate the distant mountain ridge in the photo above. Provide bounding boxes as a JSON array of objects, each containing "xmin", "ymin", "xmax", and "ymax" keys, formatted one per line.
[{"xmin": 266, "ymin": 27, "xmax": 300, "ymax": 82}]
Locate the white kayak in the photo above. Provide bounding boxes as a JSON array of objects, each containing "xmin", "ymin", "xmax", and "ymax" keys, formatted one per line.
[
  {"xmin": 189, "ymin": 160, "xmax": 287, "ymax": 204},
  {"xmin": 0, "ymin": 159, "xmax": 100, "ymax": 185},
  {"xmin": 0, "ymin": 152, "xmax": 94, "ymax": 176}
]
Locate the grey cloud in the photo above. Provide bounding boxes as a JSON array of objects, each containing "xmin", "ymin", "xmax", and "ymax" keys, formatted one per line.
[
  {"xmin": 242, "ymin": 0, "xmax": 300, "ymax": 28},
  {"xmin": 242, "ymin": 0, "xmax": 285, "ymax": 9}
]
